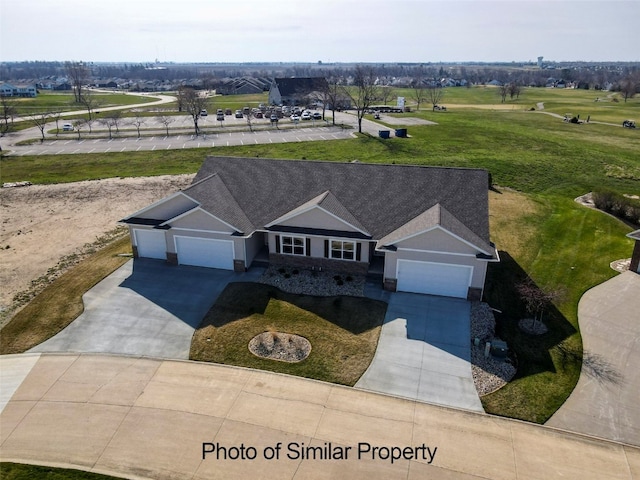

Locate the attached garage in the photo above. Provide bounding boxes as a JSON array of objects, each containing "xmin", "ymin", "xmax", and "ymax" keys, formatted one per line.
[
  {"xmin": 396, "ymin": 260, "xmax": 472, "ymax": 298},
  {"xmin": 134, "ymin": 229, "xmax": 167, "ymax": 260},
  {"xmin": 175, "ymin": 236, "xmax": 234, "ymax": 270}
]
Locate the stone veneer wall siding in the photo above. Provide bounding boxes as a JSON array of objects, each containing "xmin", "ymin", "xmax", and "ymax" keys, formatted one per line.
[{"xmin": 269, "ymin": 253, "xmax": 369, "ymax": 275}]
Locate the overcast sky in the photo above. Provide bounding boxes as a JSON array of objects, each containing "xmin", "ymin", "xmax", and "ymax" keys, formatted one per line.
[{"xmin": 1, "ymin": 0, "xmax": 638, "ymax": 64}]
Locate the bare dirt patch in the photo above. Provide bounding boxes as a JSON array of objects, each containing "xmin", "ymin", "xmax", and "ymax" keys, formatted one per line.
[{"xmin": 0, "ymin": 174, "xmax": 194, "ymax": 325}]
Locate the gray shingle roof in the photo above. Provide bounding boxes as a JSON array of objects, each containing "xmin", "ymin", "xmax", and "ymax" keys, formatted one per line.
[{"xmin": 188, "ymin": 156, "xmax": 491, "ymax": 246}]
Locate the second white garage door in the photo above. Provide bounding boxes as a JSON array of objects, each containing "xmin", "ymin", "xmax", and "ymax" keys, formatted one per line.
[
  {"xmin": 175, "ymin": 236, "xmax": 234, "ymax": 270},
  {"xmin": 396, "ymin": 260, "xmax": 472, "ymax": 298}
]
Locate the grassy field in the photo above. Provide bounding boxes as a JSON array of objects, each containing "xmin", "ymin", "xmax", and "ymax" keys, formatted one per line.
[
  {"xmin": 190, "ymin": 282, "xmax": 387, "ymax": 386},
  {"xmin": 1, "ymin": 86, "xmax": 637, "ymax": 423},
  {"xmin": 10, "ymin": 92, "xmax": 157, "ymax": 114},
  {"xmin": 0, "ymin": 463, "xmax": 125, "ymax": 480}
]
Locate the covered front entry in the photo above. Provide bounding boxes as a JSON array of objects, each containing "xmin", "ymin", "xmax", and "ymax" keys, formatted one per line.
[
  {"xmin": 396, "ymin": 260, "xmax": 472, "ymax": 298},
  {"xmin": 175, "ymin": 236, "xmax": 234, "ymax": 270},
  {"xmin": 134, "ymin": 229, "xmax": 166, "ymax": 260}
]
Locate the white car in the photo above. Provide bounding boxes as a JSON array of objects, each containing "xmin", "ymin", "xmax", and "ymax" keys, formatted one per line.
[
  {"xmin": 62, "ymin": 123, "xmax": 74, "ymax": 131},
  {"xmin": 301, "ymin": 112, "xmax": 311, "ymax": 120},
  {"xmin": 290, "ymin": 114, "xmax": 300, "ymax": 122}
]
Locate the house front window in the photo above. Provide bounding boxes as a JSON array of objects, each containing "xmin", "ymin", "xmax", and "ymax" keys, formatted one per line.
[
  {"xmin": 330, "ymin": 240, "xmax": 355, "ymax": 260},
  {"xmin": 282, "ymin": 235, "xmax": 305, "ymax": 256}
]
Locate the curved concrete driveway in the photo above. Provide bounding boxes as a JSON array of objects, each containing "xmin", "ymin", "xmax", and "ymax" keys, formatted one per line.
[
  {"xmin": 1, "ymin": 353, "xmax": 638, "ymax": 480},
  {"xmin": 357, "ymin": 291, "xmax": 483, "ymax": 412},
  {"xmin": 30, "ymin": 259, "xmax": 263, "ymax": 359},
  {"xmin": 547, "ymin": 271, "xmax": 640, "ymax": 446}
]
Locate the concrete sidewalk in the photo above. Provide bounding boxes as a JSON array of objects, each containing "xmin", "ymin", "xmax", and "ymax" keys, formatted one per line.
[
  {"xmin": 1, "ymin": 354, "xmax": 638, "ymax": 480},
  {"xmin": 547, "ymin": 271, "xmax": 640, "ymax": 446}
]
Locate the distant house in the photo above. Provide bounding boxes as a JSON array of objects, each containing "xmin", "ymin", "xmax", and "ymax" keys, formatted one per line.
[
  {"xmin": 122, "ymin": 157, "xmax": 498, "ymax": 300},
  {"xmin": 628, "ymin": 229, "xmax": 640, "ymax": 274},
  {"xmin": 217, "ymin": 77, "xmax": 270, "ymax": 95},
  {"xmin": 0, "ymin": 82, "xmax": 37, "ymax": 97},
  {"xmin": 268, "ymin": 77, "xmax": 328, "ymax": 105}
]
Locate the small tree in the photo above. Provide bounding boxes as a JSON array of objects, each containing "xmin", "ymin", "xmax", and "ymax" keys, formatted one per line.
[
  {"xmin": 516, "ymin": 280, "xmax": 565, "ymax": 330},
  {"xmin": 344, "ymin": 65, "xmax": 380, "ymax": 133},
  {"xmin": 177, "ymin": 86, "xmax": 208, "ymax": 136},
  {"xmin": 130, "ymin": 113, "xmax": 145, "ymax": 138},
  {"xmin": 157, "ymin": 114, "xmax": 174, "ymax": 136},
  {"xmin": 1, "ymin": 96, "xmax": 18, "ymax": 135},
  {"xmin": 51, "ymin": 109, "xmax": 63, "ymax": 136},
  {"xmin": 426, "ymin": 85, "xmax": 445, "ymax": 111},
  {"xmin": 29, "ymin": 111, "xmax": 51, "ymax": 142}
]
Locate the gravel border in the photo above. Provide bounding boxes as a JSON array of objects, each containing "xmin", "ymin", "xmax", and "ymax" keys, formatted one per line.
[{"xmin": 258, "ymin": 266, "xmax": 365, "ymax": 297}]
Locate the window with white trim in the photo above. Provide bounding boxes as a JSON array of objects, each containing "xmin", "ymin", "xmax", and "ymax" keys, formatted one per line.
[
  {"xmin": 330, "ymin": 239, "xmax": 355, "ymax": 260},
  {"xmin": 282, "ymin": 235, "xmax": 306, "ymax": 256}
]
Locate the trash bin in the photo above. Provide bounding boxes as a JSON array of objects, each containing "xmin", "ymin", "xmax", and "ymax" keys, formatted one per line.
[
  {"xmin": 395, "ymin": 128, "xmax": 407, "ymax": 138},
  {"xmin": 378, "ymin": 130, "xmax": 390, "ymax": 139}
]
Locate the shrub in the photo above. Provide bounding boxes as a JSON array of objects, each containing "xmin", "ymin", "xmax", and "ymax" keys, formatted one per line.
[{"xmin": 592, "ymin": 190, "xmax": 640, "ymax": 226}]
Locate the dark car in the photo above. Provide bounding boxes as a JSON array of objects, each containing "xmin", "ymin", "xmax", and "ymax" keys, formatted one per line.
[{"xmin": 623, "ymin": 120, "xmax": 636, "ymax": 128}]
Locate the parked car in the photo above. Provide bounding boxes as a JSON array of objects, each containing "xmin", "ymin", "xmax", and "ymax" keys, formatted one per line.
[
  {"xmin": 623, "ymin": 120, "xmax": 636, "ymax": 128},
  {"xmin": 254, "ymin": 111, "xmax": 263, "ymax": 118},
  {"xmin": 216, "ymin": 114, "xmax": 225, "ymax": 121},
  {"xmin": 290, "ymin": 114, "xmax": 300, "ymax": 122},
  {"xmin": 217, "ymin": 109, "xmax": 223, "ymax": 115},
  {"xmin": 312, "ymin": 111, "xmax": 322, "ymax": 120},
  {"xmin": 225, "ymin": 108, "xmax": 232, "ymax": 115},
  {"xmin": 235, "ymin": 110, "xmax": 243, "ymax": 118},
  {"xmin": 200, "ymin": 109, "xmax": 208, "ymax": 116},
  {"xmin": 62, "ymin": 123, "xmax": 74, "ymax": 131},
  {"xmin": 270, "ymin": 114, "xmax": 279, "ymax": 122},
  {"xmin": 301, "ymin": 112, "xmax": 311, "ymax": 120}
]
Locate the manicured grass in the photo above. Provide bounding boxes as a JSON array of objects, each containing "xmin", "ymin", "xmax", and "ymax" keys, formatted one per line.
[
  {"xmin": 2, "ymin": 86, "xmax": 637, "ymax": 423},
  {"xmin": 190, "ymin": 282, "xmax": 387, "ymax": 386},
  {"xmin": 0, "ymin": 463, "xmax": 126, "ymax": 480},
  {"xmin": 0, "ymin": 237, "xmax": 131, "ymax": 354},
  {"xmin": 11, "ymin": 92, "xmax": 157, "ymax": 114},
  {"xmin": 483, "ymin": 190, "xmax": 633, "ymax": 423}
]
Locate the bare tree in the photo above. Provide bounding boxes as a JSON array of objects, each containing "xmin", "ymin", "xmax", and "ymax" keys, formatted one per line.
[
  {"xmin": 508, "ymin": 82, "xmax": 522, "ymax": 100},
  {"xmin": 0, "ymin": 96, "xmax": 18, "ymax": 135},
  {"xmin": 65, "ymin": 61, "xmax": 89, "ymax": 103},
  {"xmin": 79, "ymin": 90, "xmax": 100, "ymax": 121},
  {"xmin": 51, "ymin": 109, "xmax": 63, "ymax": 136},
  {"xmin": 344, "ymin": 65, "xmax": 381, "ymax": 134},
  {"xmin": 157, "ymin": 114, "xmax": 175, "ymax": 136},
  {"xmin": 100, "ymin": 116, "xmax": 118, "ymax": 139},
  {"xmin": 410, "ymin": 73, "xmax": 428, "ymax": 111},
  {"xmin": 130, "ymin": 113, "xmax": 145, "ymax": 138},
  {"xmin": 498, "ymin": 83, "xmax": 509, "ymax": 103},
  {"xmin": 177, "ymin": 87, "xmax": 209, "ymax": 135},
  {"xmin": 323, "ymin": 76, "xmax": 348, "ymax": 125},
  {"xmin": 73, "ymin": 119, "xmax": 86, "ymax": 139},
  {"xmin": 619, "ymin": 75, "xmax": 639, "ymax": 103},
  {"xmin": 379, "ymin": 86, "xmax": 395, "ymax": 106},
  {"xmin": 426, "ymin": 85, "xmax": 445, "ymax": 111},
  {"xmin": 516, "ymin": 280, "xmax": 565, "ymax": 330},
  {"xmin": 29, "ymin": 111, "xmax": 51, "ymax": 142}
]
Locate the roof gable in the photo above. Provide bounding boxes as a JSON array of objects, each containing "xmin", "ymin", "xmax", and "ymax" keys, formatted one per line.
[
  {"xmin": 121, "ymin": 192, "xmax": 198, "ymax": 224},
  {"xmin": 188, "ymin": 157, "xmax": 491, "ymax": 244},
  {"xmin": 265, "ymin": 191, "xmax": 370, "ymax": 235}
]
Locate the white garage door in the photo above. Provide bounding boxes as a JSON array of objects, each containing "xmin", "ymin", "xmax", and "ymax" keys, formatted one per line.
[
  {"xmin": 134, "ymin": 229, "xmax": 166, "ymax": 260},
  {"xmin": 175, "ymin": 236, "xmax": 234, "ymax": 270},
  {"xmin": 397, "ymin": 260, "xmax": 472, "ymax": 298}
]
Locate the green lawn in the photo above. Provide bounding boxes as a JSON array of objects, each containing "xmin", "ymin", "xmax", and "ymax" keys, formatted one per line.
[
  {"xmin": 1, "ymin": 86, "xmax": 638, "ymax": 423},
  {"xmin": 0, "ymin": 463, "xmax": 126, "ymax": 480},
  {"xmin": 190, "ymin": 282, "xmax": 387, "ymax": 386},
  {"xmin": 10, "ymin": 92, "xmax": 157, "ymax": 114}
]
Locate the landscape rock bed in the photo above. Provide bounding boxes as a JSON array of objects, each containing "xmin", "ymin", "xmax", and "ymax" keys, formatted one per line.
[
  {"xmin": 249, "ymin": 332, "xmax": 311, "ymax": 363},
  {"xmin": 258, "ymin": 266, "xmax": 365, "ymax": 297},
  {"xmin": 470, "ymin": 302, "xmax": 517, "ymax": 396}
]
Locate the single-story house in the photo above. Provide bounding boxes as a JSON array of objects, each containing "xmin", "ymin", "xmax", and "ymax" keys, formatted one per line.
[
  {"xmin": 122, "ymin": 157, "xmax": 499, "ymax": 300},
  {"xmin": 628, "ymin": 229, "xmax": 640, "ymax": 274},
  {"xmin": 0, "ymin": 82, "xmax": 37, "ymax": 97}
]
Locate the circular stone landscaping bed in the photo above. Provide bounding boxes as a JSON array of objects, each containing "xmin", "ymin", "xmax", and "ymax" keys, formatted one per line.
[{"xmin": 249, "ymin": 331, "xmax": 311, "ymax": 363}]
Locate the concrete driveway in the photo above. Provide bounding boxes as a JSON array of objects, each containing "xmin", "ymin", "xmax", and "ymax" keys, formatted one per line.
[
  {"xmin": 30, "ymin": 259, "xmax": 263, "ymax": 359},
  {"xmin": 546, "ymin": 271, "xmax": 640, "ymax": 446},
  {"xmin": 356, "ymin": 291, "xmax": 483, "ymax": 412}
]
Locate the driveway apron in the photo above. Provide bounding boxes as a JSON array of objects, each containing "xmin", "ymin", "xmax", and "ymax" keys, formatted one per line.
[
  {"xmin": 356, "ymin": 292, "xmax": 483, "ymax": 412},
  {"xmin": 30, "ymin": 259, "xmax": 263, "ymax": 359}
]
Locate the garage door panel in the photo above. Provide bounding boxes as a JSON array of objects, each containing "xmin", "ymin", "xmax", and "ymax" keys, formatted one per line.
[
  {"xmin": 134, "ymin": 229, "xmax": 167, "ymax": 260},
  {"xmin": 397, "ymin": 260, "xmax": 471, "ymax": 298},
  {"xmin": 175, "ymin": 236, "xmax": 234, "ymax": 270}
]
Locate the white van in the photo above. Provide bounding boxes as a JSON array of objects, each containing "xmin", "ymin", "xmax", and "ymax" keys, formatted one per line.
[{"xmin": 62, "ymin": 123, "xmax": 74, "ymax": 131}]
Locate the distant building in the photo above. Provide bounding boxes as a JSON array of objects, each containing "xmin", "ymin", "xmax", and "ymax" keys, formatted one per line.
[
  {"xmin": 537, "ymin": 56, "xmax": 544, "ymax": 68},
  {"xmin": 268, "ymin": 77, "xmax": 328, "ymax": 106},
  {"xmin": 0, "ymin": 82, "xmax": 37, "ymax": 97}
]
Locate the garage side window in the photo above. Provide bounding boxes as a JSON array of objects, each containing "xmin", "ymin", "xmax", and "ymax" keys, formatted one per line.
[
  {"xmin": 282, "ymin": 235, "xmax": 305, "ymax": 256},
  {"xmin": 330, "ymin": 240, "xmax": 355, "ymax": 260}
]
